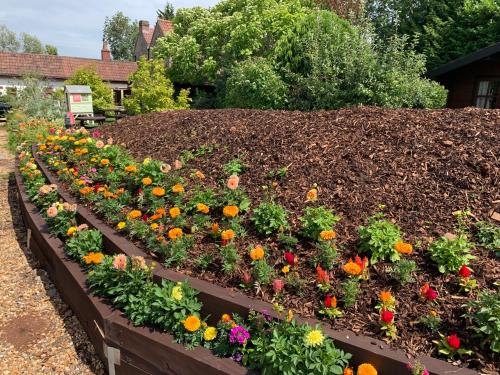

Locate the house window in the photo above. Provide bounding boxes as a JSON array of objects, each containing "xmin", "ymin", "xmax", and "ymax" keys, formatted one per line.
[{"xmin": 475, "ymin": 80, "xmax": 500, "ymax": 108}]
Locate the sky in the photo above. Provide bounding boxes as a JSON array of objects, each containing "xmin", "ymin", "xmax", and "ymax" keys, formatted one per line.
[{"xmin": 0, "ymin": 0, "xmax": 218, "ymax": 59}]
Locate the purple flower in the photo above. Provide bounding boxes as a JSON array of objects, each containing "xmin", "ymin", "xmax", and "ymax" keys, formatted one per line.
[
  {"xmin": 231, "ymin": 352, "xmax": 243, "ymax": 363},
  {"xmin": 229, "ymin": 326, "xmax": 250, "ymax": 345},
  {"xmin": 261, "ymin": 309, "xmax": 272, "ymax": 322}
]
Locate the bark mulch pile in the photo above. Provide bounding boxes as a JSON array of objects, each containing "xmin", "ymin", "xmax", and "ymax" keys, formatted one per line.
[{"xmin": 100, "ymin": 107, "xmax": 499, "ymax": 372}]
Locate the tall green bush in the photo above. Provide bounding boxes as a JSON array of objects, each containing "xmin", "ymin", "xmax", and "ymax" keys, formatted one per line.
[{"xmin": 65, "ymin": 67, "xmax": 114, "ymax": 111}]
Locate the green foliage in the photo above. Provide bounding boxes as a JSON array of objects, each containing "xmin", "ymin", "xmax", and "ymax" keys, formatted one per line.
[
  {"xmin": 124, "ymin": 58, "xmax": 190, "ymax": 115},
  {"xmin": 476, "ymin": 221, "xmax": 500, "ymax": 256},
  {"xmin": 195, "ymin": 253, "xmax": 214, "ymax": 270},
  {"xmin": 390, "ymin": 259, "xmax": 417, "ymax": 285},
  {"xmin": 158, "ymin": 236, "xmax": 195, "ymax": 266},
  {"xmin": 65, "ymin": 229, "xmax": 103, "ymax": 261},
  {"xmin": 103, "ymin": 11, "xmax": 138, "ymax": 61},
  {"xmin": 341, "ymin": 279, "xmax": 360, "ymax": 308},
  {"xmin": 358, "ymin": 213, "xmax": 402, "ymax": 263},
  {"xmin": 251, "ymin": 202, "xmax": 289, "ymax": 235},
  {"xmin": 157, "ymin": 2, "xmax": 175, "ymax": 20},
  {"xmin": 299, "ymin": 206, "xmax": 340, "ymax": 241},
  {"xmin": 252, "ymin": 259, "xmax": 275, "ymax": 285},
  {"xmin": 418, "ymin": 312, "xmax": 441, "ymax": 332},
  {"xmin": 463, "ymin": 290, "xmax": 500, "ymax": 353},
  {"xmin": 225, "ymin": 58, "xmax": 288, "ymax": 109},
  {"xmin": 315, "ymin": 241, "xmax": 338, "ymax": 270},
  {"xmin": 428, "ymin": 234, "xmax": 476, "ymax": 273},
  {"xmin": 220, "ymin": 244, "xmax": 240, "ymax": 273},
  {"xmin": 0, "ymin": 24, "xmax": 21, "ymax": 52},
  {"xmin": 223, "ymin": 158, "xmax": 246, "ymax": 176},
  {"xmin": 21, "ymin": 32, "xmax": 44, "ymax": 53},
  {"xmin": 45, "ymin": 44, "xmax": 58, "ymax": 55},
  {"xmin": 246, "ymin": 317, "xmax": 351, "ymax": 375},
  {"xmin": 65, "ymin": 67, "xmax": 114, "ymax": 111}
]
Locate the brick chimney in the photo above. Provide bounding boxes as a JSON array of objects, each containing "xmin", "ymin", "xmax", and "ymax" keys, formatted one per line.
[
  {"xmin": 139, "ymin": 20, "xmax": 150, "ymax": 33},
  {"xmin": 101, "ymin": 40, "xmax": 111, "ymax": 61}
]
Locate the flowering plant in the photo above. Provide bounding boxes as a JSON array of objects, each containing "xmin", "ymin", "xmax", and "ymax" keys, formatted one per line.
[
  {"xmin": 434, "ymin": 333, "xmax": 472, "ymax": 358},
  {"xmin": 319, "ymin": 295, "xmax": 343, "ymax": 320},
  {"xmin": 457, "ymin": 265, "xmax": 477, "ymax": 293}
]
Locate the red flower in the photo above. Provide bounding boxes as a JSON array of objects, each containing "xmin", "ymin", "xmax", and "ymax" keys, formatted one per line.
[
  {"xmin": 459, "ymin": 265, "xmax": 471, "ymax": 278},
  {"xmin": 381, "ymin": 310, "xmax": 394, "ymax": 324},
  {"xmin": 273, "ymin": 279, "xmax": 285, "ymax": 293},
  {"xmin": 324, "ymin": 295, "xmax": 333, "ymax": 308},
  {"xmin": 142, "ymin": 214, "xmax": 149, "ymax": 222},
  {"xmin": 355, "ymin": 255, "xmax": 369, "ymax": 272},
  {"xmin": 284, "ymin": 252, "xmax": 296, "ymax": 266},
  {"xmin": 316, "ymin": 266, "xmax": 330, "ymax": 284},
  {"xmin": 242, "ymin": 271, "xmax": 252, "ymax": 285},
  {"xmin": 426, "ymin": 287, "xmax": 438, "ymax": 301},
  {"xmin": 447, "ymin": 334, "xmax": 460, "ymax": 350}
]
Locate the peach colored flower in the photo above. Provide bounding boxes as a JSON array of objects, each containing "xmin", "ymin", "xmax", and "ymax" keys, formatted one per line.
[
  {"xmin": 227, "ymin": 175, "xmax": 240, "ymax": 190},
  {"xmin": 46, "ymin": 206, "xmax": 58, "ymax": 218},
  {"xmin": 174, "ymin": 159, "xmax": 183, "ymax": 170},
  {"xmin": 95, "ymin": 140, "xmax": 104, "ymax": 149},
  {"xmin": 113, "ymin": 254, "xmax": 127, "ymax": 270}
]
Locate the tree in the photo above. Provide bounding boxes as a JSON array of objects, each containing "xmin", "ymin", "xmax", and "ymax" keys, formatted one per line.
[
  {"xmin": 124, "ymin": 57, "xmax": 190, "ymax": 114},
  {"xmin": 157, "ymin": 2, "xmax": 175, "ymax": 20},
  {"xmin": 0, "ymin": 25, "xmax": 20, "ymax": 52},
  {"xmin": 103, "ymin": 12, "xmax": 138, "ymax": 61},
  {"xmin": 45, "ymin": 44, "xmax": 58, "ymax": 55},
  {"xmin": 65, "ymin": 67, "xmax": 114, "ymax": 112},
  {"xmin": 21, "ymin": 33, "xmax": 44, "ymax": 54}
]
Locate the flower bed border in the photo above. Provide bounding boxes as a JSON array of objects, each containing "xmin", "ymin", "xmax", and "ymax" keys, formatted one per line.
[
  {"xmin": 28, "ymin": 147, "xmax": 478, "ymax": 375},
  {"xmin": 14, "ymin": 160, "xmax": 248, "ymax": 375}
]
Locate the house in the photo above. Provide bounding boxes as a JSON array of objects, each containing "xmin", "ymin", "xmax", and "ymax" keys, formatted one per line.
[
  {"xmin": 428, "ymin": 42, "xmax": 500, "ymax": 109},
  {"xmin": 134, "ymin": 19, "xmax": 173, "ymax": 61},
  {"xmin": 0, "ymin": 41, "xmax": 137, "ymax": 106}
]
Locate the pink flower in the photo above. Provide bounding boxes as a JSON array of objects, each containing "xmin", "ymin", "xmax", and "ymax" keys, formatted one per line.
[
  {"xmin": 77, "ymin": 224, "xmax": 89, "ymax": 231},
  {"xmin": 242, "ymin": 271, "xmax": 252, "ymax": 285},
  {"xmin": 227, "ymin": 175, "xmax": 240, "ymax": 190},
  {"xmin": 95, "ymin": 140, "xmax": 104, "ymax": 149},
  {"xmin": 273, "ymin": 279, "xmax": 285, "ymax": 293},
  {"xmin": 113, "ymin": 254, "xmax": 127, "ymax": 270},
  {"xmin": 174, "ymin": 159, "xmax": 183, "ymax": 170},
  {"xmin": 423, "ymin": 370, "xmax": 429, "ymax": 375},
  {"xmin": 46, "ymin": 206, "xmax": 58, "ymax": 218}
]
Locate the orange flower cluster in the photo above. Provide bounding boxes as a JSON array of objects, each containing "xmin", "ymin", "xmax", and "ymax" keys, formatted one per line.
[
  {"xmin": 394, "ymin": 241, "xmax": 413, "ymax": 254},
  {"xmin": 142, "ymin": 177, "xmax": 152, "ymax": 186},
  {"xmin": 316, "ymin": 265, "xmax": 330, "ymax": 284},
  {"xmin": 168, "ymin": 227, "xmax": 183, "ymax": 240},
  {"xmin": 152, "ymin": 187, "xmax": 166, "ymax": 197},
  {"xmin": 183, "ymin": 315, "xmax": 201, "ymax": 332},
  {"xmin": 127, "ymin": 210, "xmax": 142, "ymax": 220},
  {"xmin": 82, "ymin": 252, "xmax": 104, "ymax": 265},
  {"xmin": 169, "ymin": 207, "xmax": 181, "ymax": 218},
  {"xmin": 306, "ymin": 188, "xmax": 318, "ymax": 202},
  {"xmin": 320, "ymin": 230, "xmax": 336, "ymax": 241},
  {"xmin": 172, "ymin": 184, "xmax": 185, "ymax": 193},
  {"xmin": 223, "ymin": 205, "xmax": 239, "ymax": 218},
  {"xmin": 124, "ymin": 165, "xmax": 137, "ymax": 173},
  {"xmin": 196, "ymin": 203, "xmax": 210, "ymax": 214},
  {"xmin": 195, "ymin": 170, "xmax": 205, "ymax": 179},
  {"xmin": 79, "ymin": 186, "xmax": 93, "ymax": 195},
  {"xmin": 249, "ymin": 246, "xmax": 265, "ymax": 261},
  {"xmin": 343, "ymin": 256, "xmax": 368, "ymax": 276},
  {"xmin": 221, "ymin": 229, "xmax": 235, "ymax": 241},
  {"xmin": 100, "ymin": 159, "xmax": 110, "ymax": 166}
]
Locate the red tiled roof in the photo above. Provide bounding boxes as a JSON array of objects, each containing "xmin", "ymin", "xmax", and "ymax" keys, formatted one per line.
[
  {"xmin": 143, "ymin": 28, "xmax": 154, "ymax": 46},
  {"xmin": 0, "ymin": 52, "xmax": 137, "ymax": 82},
  {"xmin": 157, "ymin": 19, "xmax": 173, "ymax": 35}
]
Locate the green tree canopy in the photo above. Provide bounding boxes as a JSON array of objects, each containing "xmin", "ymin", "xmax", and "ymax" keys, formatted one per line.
[
  {"xmin": 124, "ymin": 58, "xmax": 190, "ymax": 114},
  {"xmin": 157, "ymin": 2, "xmax": 175, "ymax": 20},
  {"xmin": 0, "ymin": 24, "xmax": 59, "ymax": 55},
  {"xmin": 21, "ymin": 32, "xmax": 44, "ymax": 54},
  {"xmin": 103, "ymin": 12, "xmax": 138, "ymax": 61},
  {"xmin": 45, "ymin": 44, "xmax": 58, "ymax": 55},
  {"xmin": 0, "ymin": 25, "xmax": 20, "ymax": 52},
  {"xmin": 65, "ymin": 67, "xmax": 114, "ymax": 112}
]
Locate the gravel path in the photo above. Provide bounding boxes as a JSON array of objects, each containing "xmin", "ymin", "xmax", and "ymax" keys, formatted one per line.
[{"xmin": 0, "ymin": 126, "xmax": 105, "ymax": 375}]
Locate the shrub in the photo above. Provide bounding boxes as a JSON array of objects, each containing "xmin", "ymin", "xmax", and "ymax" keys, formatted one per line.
[
  {"xmin": 251, "ymin": 202, "xmax": 289, "ymax": 235},
  {"xmin": 65, "ymin": 67, "xmax": 113, "ymax": 112},
  {"xmin": 463, "ymin": 290, "xmax": 500, "ymax": 353},
  {"xmin": 390, "ymin": 259, "xmax": 417, "ymax": 285},
  {"xmin": 299, "ymin": 206, "xmax": 340, "ymax": 240},
  {"xmin": 358, "ymin": 213, "xmax": 402, "ymax": 264},
  {"xmin": 476, "ymin": 221, "xmax": 500, "ymax": 256},
  {"xmin": 428, "ymin": 234, "xmax": 475, "ymax": 273},
  {"xmin": 225, "ymin": 57, "xmax": 288, "ymax": 109}
]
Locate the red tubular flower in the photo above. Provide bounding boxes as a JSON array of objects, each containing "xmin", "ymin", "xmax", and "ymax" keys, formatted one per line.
[
  {"xmin": 316, "ymin": 266, "xmax": 330, "ymax": 284},
  {"xmin": 284, "ymin": 252, "xmax": 296, "ymax": 266},
  {"xmin": 426, "ymin": 287, "xmax": 438, "ymax": 301},
  {"xmin": 459, "ymin": 265, "xmax": 471, "ymax": 278},
  {"xmin": 381, "ymin": 310, "xmax": 394, "ymax": 324},
  {"xmin": 324, "ymin": 295, "xmax": 333, "ymax": 308},
  {"xmin": 447, "ymin": 334, "xmax": 460, "ymax": 350}
]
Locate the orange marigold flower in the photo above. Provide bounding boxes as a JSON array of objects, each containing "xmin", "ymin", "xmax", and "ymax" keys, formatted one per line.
[
  {"xmin": 211, "ymin": 223, "xmax": 220, "ymax": 234},
  {"xmin": 394, "ymin": 241, "xmax": 413, "ymax": 254},
  {"xmin": 100, "ymin": 159, "xmax": 109, "ymax": 166},
  {"xmin": 125, "ymin": 165, "xmax": 137, "ymax": 173},
  {"xmin": 249, "ymin": 246, "xmax": 265, "ymax": 261},
  {"xmin": 168, "ymin": 227, "xmax": 183, "ymax": 240},
  {"xmin": 183, "ymin": 315, "xmax": 201, "ymax": 332},
  {"xmin": 306, "ymin": 188, "xmax": 318, "ymax": 202},
  {"xmin": 223, "ymin": 205, "xmax": 239, "ymax": 218},
  {"xmin": 149, "ymin": 214, "xmax": 162, "ymax": 221},
  {"xmin": 152, "ymin": 187, "xmax": 166, "ymax": 197},
  {"xmin": 195, "ymin": 170, "xmax": 205, "ymax": 179},
  {"xmin": 155, "ymin": 207, "xmax": 166, "ymax": 216},
  {"xmin": 83, "ymin": 252, "xmax": 104, "ymax": 265},
  {"xmin": 127, "ymin": 210, "xmax": 142, "ymax": 220},
  {"xmin": 221, "ymin": 229, "xmax": 235, "ymax": 241},
  {"xmin": 142, "ymin": 177, "xmax": 152, "ymax": 186},
  {"xmin": 357, "ymin": 363, "xmax": 377, "ymax": 375},
  {"xmin": 221, "ymin": 314, "xmax": 232, "ymax": 323},
  {"xmin": 169, "ymin": 207, "xmax": 181, "ymax": 218},
  {"xmin": 343, "ymin": 260, "xmax": 362, "ymax": 276},
  {"xmin": 196, "ymin": 203, "xmax": 209, "ymax": 214},
  {"xmin": 379, "ymin": 291, "xmax": 393, "ymax": 303},
  {"xmin": 344, "ymin": 368, "xmax": 354, "ymax": 375},
  {"xmin": 320, "ymin": 230, "xmax": 336, "ymax": 241},
  {"xmin": 172, "ymin": 184, "xmax": 185, "ymax": 193},
  {"xmin": 79, "ymin": 186, "xmax": 93, "ymax": 195}
]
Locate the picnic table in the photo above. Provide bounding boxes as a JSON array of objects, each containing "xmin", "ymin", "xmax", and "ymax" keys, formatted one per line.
[
  {"xmin": 102, "ymin": 108, "xmax": 127, "ymax": 121},
  {"xmin": 76, "ymin": 115, "xmax": 106, "ymax": 128}
]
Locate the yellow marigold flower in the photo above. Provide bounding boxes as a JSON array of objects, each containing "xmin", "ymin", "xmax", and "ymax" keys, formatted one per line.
[
  {"xmin": 172, "ymin": 184, "xmax": 185, "ymax": 193},
  {"xmin": 125, "ymin": 165, "xmax": 137, "ymax": 173},
  {"xmin": 221, "ymin": 314, "xmax": 232, "ymax": 323},
  {"xmin": 168, "ymin": 227, "xmax": 183, "ymax": 240},
  {"xmin": 320, "ymin": 230, "xmax": 336, "ymax": 241},
  {"xmin": 142, "ymin": 177, "xmax": 152, "ymax": 186},
  {"xmin": 286, "ymin": 309, "xmax": 294, "ymax": 322},
  {"xmin": 39, "ymin": 144, "xmax": 47, "ymax": 150},
  {"xmin": 430, "ymin": 310, "xmax": 438, "ymax": 317},
  {"xmin": 304, "ymin": 329, "xmax": 324, "ymax": 347},
  {"xmin": 152, "ymin": 187, "xmax": 166, "ymax": 197},
  {"xmin": 306, "ymin": 188, "xmax": 318, "ymax": 202},
  {"xmin": 77, "ymin": 180, "xmax": 85, "ymax": 186},
  {"xmin": 117, "ymin": 222, "xmax": 126, "ymax": 230},
  {"xmin": 282, "ymin": 265, "xmax": 290, "ymax": 274},
  {"xmin": 394, "ymin": 241, "xmax": 413, "ymax": 254},
  {"xmin": 221, "ymin": 229, "xmax": 235, "ymax": 241},
  {"xmin": 183, "ymin": 315, "xmax": 201, "ymax": 332},
  {"xmin": 342, "ymin": 260, "xmax": 362, "ymax": 276},
  {"xmin": 195, "ymin": 170, "xmax": 205, "ymax": 179},
  {"xmin": 223, "ymin": 205, "xmax": 239, "ymax": 218},
  {"xmin": 196, "ymin": 203, "xmax": 209, "ymax": 214},
  {"xmin": 357, "ymin": 363, "xmax": 378, "ymax": 375},
  {"xmin": 66, "ymin": 226, "xmax": 78, "ymax": 236},
  {"xmin": 171, "ymin": 285, "xmax": 183, "ymax": 301},
  {"xmin": 169, "ymin": 207, "xmax": 181, "ymax": 218},
  {"xmin": 150, "ymin": 223, "xmax": 159, "ymax": 230},
  {"xmin": 203, "ymin": 326, "xmax": 217, "ymax": 341},
  {"xmin": 249, "ymin": 246, "xmax": 265, "ymax": 261},
  {"xmin": 379, "ymin": 291, "xmax": 393, "ymax": 303},
  {"xmin": 127, "ymin": 210, "xmax": 142, "ymax": 220}
]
